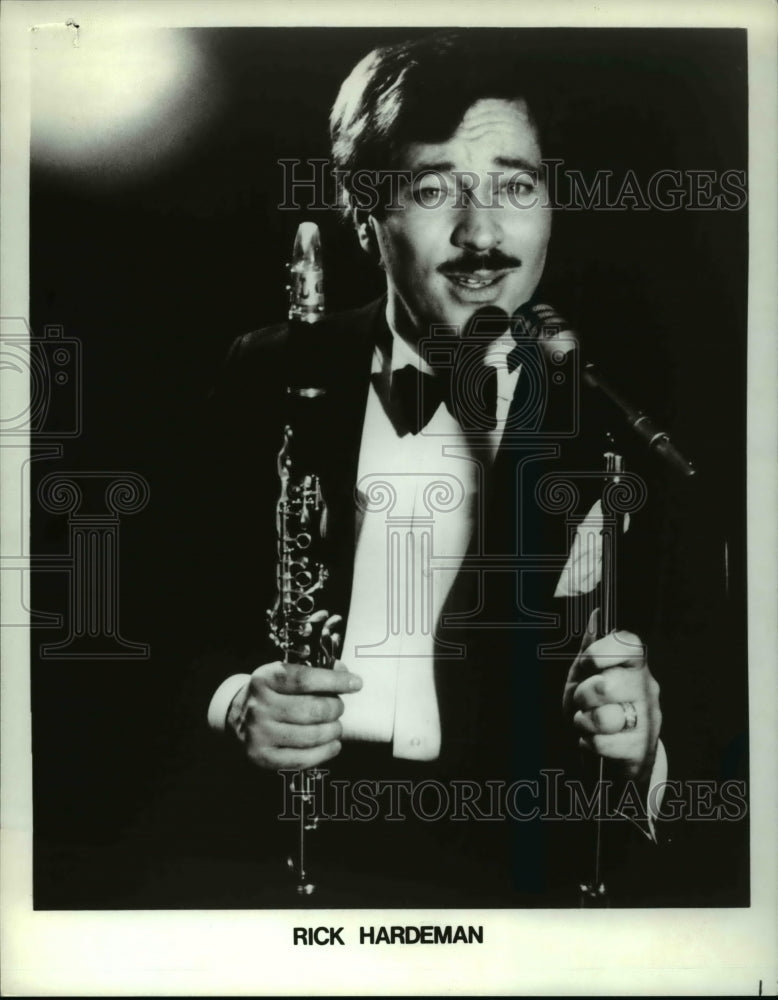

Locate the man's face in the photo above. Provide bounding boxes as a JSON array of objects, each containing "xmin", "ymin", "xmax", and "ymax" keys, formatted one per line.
[{"xmin": 365, "ymin": 97, "xmax": 551, "ymax": 342}]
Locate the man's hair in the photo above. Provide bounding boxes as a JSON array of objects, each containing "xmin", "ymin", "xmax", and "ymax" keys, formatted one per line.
[{"xmin": 329, "ymin": 31, "xmax": 556, "ymax": 218}]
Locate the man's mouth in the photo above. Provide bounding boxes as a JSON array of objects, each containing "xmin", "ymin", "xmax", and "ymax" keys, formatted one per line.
[{"xmin": 444, "ymin": 269, "xmax": 513, "ymax": 290}]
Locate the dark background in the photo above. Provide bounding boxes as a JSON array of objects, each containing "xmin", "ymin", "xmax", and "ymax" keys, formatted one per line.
[{"xmin": 29, "ymin": 27, "xmax": 748, "ymax": 907}]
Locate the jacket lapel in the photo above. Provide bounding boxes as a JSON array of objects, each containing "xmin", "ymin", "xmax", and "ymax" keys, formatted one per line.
[{"xmin": 312, "ymin": 298, "xmax": 386, "ymax": 623}]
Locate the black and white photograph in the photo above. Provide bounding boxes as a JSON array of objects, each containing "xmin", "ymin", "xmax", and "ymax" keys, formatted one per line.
[{"xmin": 2, "ymin": 0, "xmax": 776, "ymax": 994}]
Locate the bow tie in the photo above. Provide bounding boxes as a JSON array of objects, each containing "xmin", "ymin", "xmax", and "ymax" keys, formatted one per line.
[
  {"xmin": 389, "ymin": 360, "xmax": 501, "ymax": 435},
  {"xmin": 385, "ymin": 307, "xmax": 533, "ymax": 435}
]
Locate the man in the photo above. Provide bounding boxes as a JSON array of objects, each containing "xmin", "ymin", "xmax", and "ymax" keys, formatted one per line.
[{"xmin": 197, "ymin": 33, "xmax": 719, "ymax": 907}]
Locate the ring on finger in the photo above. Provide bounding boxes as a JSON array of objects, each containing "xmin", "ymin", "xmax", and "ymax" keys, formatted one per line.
[{"xmin": 620, "ymin": 701, "xmax": 638, "ymax": 732}]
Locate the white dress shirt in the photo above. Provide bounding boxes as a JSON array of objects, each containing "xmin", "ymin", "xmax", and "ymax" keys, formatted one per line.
[{"xmin": 338, "ymin": 322, "xmax": 520, "ymax": 760}]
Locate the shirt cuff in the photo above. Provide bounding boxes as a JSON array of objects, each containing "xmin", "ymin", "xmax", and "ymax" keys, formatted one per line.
[
  {"xmin": 612, "ymin": 739, "xmax": 667, "ymax": 843},
  {"xmin": 646, "ymin": 738, "xmax": 668, "ymax": 841},
  {"xmin": 207, "ymin": 673, "xmax": 251, "ymax": 732}
]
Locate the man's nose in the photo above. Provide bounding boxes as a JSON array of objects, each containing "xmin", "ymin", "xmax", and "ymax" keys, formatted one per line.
[{"xmin": 450, "ymin": 200, "xmax": 503, "ymax": 253}]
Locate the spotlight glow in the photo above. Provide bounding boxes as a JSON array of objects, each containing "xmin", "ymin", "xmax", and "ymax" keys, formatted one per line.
[{"xmin": 32, "ymin": 25, "xmax": 218, "ymax": 180}]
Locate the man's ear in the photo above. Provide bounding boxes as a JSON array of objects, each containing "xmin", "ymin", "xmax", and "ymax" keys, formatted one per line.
[{"xmin": 353, "ymin": 210, "xmax": 380, "ymax": 260}]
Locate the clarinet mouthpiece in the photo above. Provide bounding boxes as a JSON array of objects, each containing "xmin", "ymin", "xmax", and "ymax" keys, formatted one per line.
[{"xmin": 289, "ymin": 221, "xmax": 325, "ymax": 324}]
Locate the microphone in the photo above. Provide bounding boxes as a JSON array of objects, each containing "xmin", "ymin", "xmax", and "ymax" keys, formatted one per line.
[
  {"xmin": 514, "ymin": 303, "xmax": 697, "ymax": 480},
  {"xmin": 581, "ymin": 361, "xmax": 696, "ymax": 480}
]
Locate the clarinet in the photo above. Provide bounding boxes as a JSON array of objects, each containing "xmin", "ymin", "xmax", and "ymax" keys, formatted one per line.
[{"xmin": 267, "ymin": 221, "xmax": 340, "ymax": 895}]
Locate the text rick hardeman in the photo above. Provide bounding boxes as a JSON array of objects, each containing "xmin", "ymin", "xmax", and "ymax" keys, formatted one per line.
[{"xmin": 294, "ymin": 925, "xmax": 484, "ymax": 945}]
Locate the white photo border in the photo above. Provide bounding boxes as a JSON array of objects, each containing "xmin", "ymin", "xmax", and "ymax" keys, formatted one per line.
[{"xmin": 2, "ymin": 0, "xmax": 776, "ymax": 995}]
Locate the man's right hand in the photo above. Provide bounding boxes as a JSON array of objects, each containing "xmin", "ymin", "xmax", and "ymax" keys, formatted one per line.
[{"xmin": 226, "ymin": 661, "xmax": 362, "ymax": 770}]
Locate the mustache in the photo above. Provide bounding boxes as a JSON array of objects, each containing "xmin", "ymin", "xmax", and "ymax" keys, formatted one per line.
[{"xmin": 438, "ymin": 251, "xmax": 521, "ymax": 275}]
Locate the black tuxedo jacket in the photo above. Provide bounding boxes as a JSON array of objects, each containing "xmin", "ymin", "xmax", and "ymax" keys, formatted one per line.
[{"xmin": 163, "ymin": 298, "xmax": 746, "ymax": 909}]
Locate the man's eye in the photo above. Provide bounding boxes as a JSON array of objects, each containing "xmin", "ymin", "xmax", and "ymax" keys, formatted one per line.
[
  {"xmin": 504, "ymin": 175, "xmax": 538, "ymax": 198},
  {"xmin": 415, "ymin": 185, "xmax": 448, "ymax": 205}
]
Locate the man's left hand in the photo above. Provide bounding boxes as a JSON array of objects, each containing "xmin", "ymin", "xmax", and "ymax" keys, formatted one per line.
[{"xmin": 563, "ymin": 610, "xmax": 662, "ymax": 782}]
